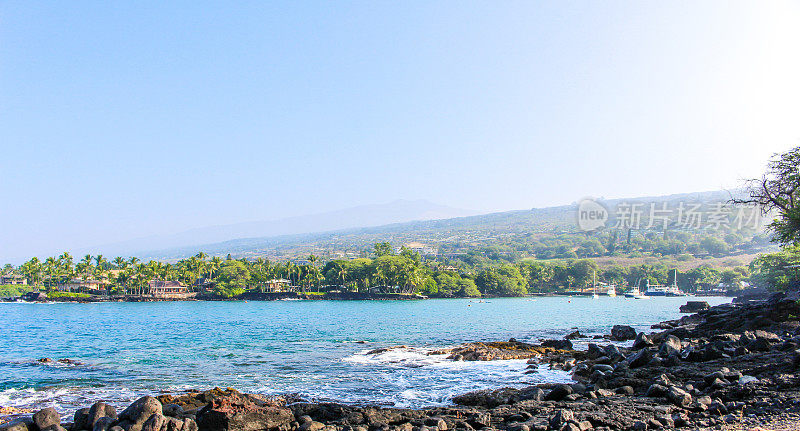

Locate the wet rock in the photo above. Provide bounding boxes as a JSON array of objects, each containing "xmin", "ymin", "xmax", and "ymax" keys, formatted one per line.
[
  {"xmin": 33, "ymin": 408, "xmax": 61, "ymax": 430},
  {"xmin": 611, "ymin": 325, "xmax": 636, "ymax": 341},
  {"xmin": 586, "ymin": 344, "xmax": 604, "ymax": 359},
  {"xmin": 452, "ymin": 388, "xmax": 518, "ymax": 407},
  {"xmin": 565, "ymin": 331, "xmax": 586, "ymax": 340},
  {"xmin": 540, "ymin": 339, "xmax": 573, "ymax": 350}
]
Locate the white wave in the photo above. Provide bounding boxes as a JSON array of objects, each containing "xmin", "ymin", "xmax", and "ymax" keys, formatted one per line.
[{"xmin": 343, "ymin": 346, "xmax": 447, "ymax": 367}]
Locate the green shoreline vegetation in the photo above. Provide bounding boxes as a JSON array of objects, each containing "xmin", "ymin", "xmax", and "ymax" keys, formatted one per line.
[
  {"xmin": 5, "ymin": 147, "xmax": 800, "ymax": 300},
  {"xmin": 0, "ymin": 242, "xmax": 777, "ymax": 300}
]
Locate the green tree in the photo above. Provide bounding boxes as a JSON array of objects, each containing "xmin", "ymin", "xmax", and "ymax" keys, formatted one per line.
[
  {"xmin": 735, "ymin": 146, "xmax": 800, "ymax": 245},
  {"xmin": 373, "ymin": 242, "xmax": 394, "ymax": 257}
]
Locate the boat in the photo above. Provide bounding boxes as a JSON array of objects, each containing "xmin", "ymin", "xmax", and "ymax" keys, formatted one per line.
[
  {"xmin": 624, "ymin": 278, "xmax": 647, "ymax": 299},
  {"xmin": 644, "ymin": 270, "xmax": 687, "ymax": 297},
  {"xmin": 590, "ymin": 271, "xmax": 615, "ymax": 297}
]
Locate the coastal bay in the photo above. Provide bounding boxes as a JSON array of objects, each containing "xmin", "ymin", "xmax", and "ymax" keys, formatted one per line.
[{"xmin": 0, "ymin": 297, "xmax": 730, "ymax": 414}]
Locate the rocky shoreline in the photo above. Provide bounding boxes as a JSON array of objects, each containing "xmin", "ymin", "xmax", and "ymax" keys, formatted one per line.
[{"xmin": 4, "ymin": 294, "xmax": 800, "ymax": 430}]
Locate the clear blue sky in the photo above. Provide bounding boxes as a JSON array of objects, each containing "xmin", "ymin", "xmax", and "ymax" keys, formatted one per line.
[{"xmin": 1, "ymin": 1, "xmax": 799, "ymax": 260}]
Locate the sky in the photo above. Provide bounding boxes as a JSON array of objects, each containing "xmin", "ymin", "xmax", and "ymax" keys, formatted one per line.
[{"xmin": 1, "ymin": 1, "xmax": 800, "ymax": 261}]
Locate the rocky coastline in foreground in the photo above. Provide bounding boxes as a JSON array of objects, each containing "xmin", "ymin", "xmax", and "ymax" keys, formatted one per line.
[{"xmin": 4, "ymin": 294, "xmax": 800, "ymax": 431}]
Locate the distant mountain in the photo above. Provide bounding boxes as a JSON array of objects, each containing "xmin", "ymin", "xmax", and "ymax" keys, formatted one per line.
[
  {"xmin": 91, "ymin": 199, "xmax": 478, "ymax": 257},
  {"xmin": 136, "ymin": 189, "xmax": 752, "ymax": 261}
]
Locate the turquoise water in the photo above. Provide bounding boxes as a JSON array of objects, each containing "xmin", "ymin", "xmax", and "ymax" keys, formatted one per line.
[{"xmin": 0, "ymin": 296, "xmax": 730, "ymax": 413}]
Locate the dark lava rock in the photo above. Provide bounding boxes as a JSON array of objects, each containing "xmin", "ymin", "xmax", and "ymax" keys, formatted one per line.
[
  {"xmin": 548, "ymin": 409, "xmax": 574, "ymax": 430},
  {"xmin": 611, "ymin": 325, "xmax": 637, "ymax": 341},
  {"xmin": 680, "ymin": 301, "xmax": 710, "ymax": 313},
  {"xmin": 544, "ymin": 384, "xmax": 573, "ymax": 401},
  {"xmin": 632, "ymin": 332, "xmax": 654, "ymax": 350},
  {"xmin": 626, "ymin": 349, "xmax": 653, "ymax": 368},
  {"xmin": 541, "ymin": 339, "xmax": 573, "ymax": 350},
  {"xmin": 658, "ymin": 335, "xmax": 682, "ymax": 357},
  {"xmin": 666, "ymin": 386, "xmax": 692, "ymax": 407},
  {"xmin": 73, "ymin": 408, "xmax": 91, "ymax": 431},
  {"xmin": 565, "ymin": 331, "xmax": 586, "ymax": 340}
]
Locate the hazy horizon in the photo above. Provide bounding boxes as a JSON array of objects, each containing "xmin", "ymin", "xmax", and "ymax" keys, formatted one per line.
[{"xmin": 2, "ymin": 1, "xmax": 799, "ymax": 260}]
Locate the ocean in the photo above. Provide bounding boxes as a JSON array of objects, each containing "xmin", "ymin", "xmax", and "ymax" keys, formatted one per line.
[{"xmin": 0, "ymin": 296, "xmax": 730, "ymax": 415}]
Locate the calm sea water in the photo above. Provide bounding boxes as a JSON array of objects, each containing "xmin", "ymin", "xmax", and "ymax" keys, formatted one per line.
[{"xmin": 0, "ymin": 296, "xmax": 730, "ymax": 414}]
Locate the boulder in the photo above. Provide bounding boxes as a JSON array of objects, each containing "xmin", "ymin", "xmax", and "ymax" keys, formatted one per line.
[
  {"xmin": 88, "ymin": 402, "xmax": 117, "ymax": 428},
  {"xmin": 0, "ymin": 418, "xmax": 34, "ymax": 431},
  {"xmin": 196, "ymin": 394, "xmax": 293, "ymax": 431},
  {"xmin": 140, "ymin": 415, "xmax": 164, "ymax": 431},
  {"xmin": 626, "ymin": 349, "xmax": 652, "ymax": 368},
  {"xmin": 632, "ymin": 332, "xmax": 654, "ymax": 350},
  {"xmin": 679, "ymin": 301, "xmax": 710, "ymax": 313},
  {"xmin": 466, "ymin": 412, "xmax": 491, "ymax": 429},
  {"xmin": 540, "ymin": 339, "xmax": 573, "ymax": 350},
  {"xmin": 93, "ymin": 417, "xmax": 116, "ymax": 431},
  {"xmin": 658, "ymin": 335, "xmax": 682, "ymax": 357},
  {"xmin": 118, "ymin": 397, "xmax": 163, "ymax": 431},
  {"xmin": 565, "ymin": 331, "xmax": 585, "ymax": 340},
  {"xmin": 666, "ymin": 386, "xmax": 692, "ymax": 407},
  {"xmin": 33, "ymin": 408, "xmax": 61, "ymax": 430},
  {"xmin": 451, "ymin": 388, "xmax": 519, "ymax": 407},
  {"xmin": 518, "ymin": 387, "xmax": 545, "ymax": 402},
  {"xmin": 586, "ymin": 344, "xmax": 604, "ymax": 359},
  {"xmin": 611, "ymin": 325, "xmax": 637, "ymax": 341},
  {"xmin": 73, "ymin": 408, "xmax": 91, "ymax": 431},
  {"xmin": 747, "ymin": 338, "xmax": 772, "ymax": 352},
  {"xmin": 543, "ymin": 385, "xmax": 573, "ymax": 401},
  {"xmin": 592, "ymin": 364, "xmax": 613, "ymax": 373},
  {"xmin": 548, "ymin": 410, "xmax": 574, "ymax": 430},
  {"xmin": 646, "ymin": 384, "xmax": 668, "ymax": 397},
  {"xmin": 162, "ymin": 405, "xmax": 183, "ymax": 419}
]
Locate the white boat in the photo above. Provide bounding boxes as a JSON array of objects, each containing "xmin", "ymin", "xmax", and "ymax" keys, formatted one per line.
[
  {"xmin": 624, "ymin": 278, "xmax": 647, "ymax": 299},
  {"xmin": 644, "ymin": 270, "xmax": 687, "ymax": 297},
  {"xmin": 591, "ymin": 271, "xmax": 614, "ymax": 298}
]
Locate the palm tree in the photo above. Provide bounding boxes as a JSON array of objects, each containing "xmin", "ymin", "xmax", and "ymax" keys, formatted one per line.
[
  {"xmin": 113, "ymin": 256, "xmax": 127, "ymax": 270},
  {"xmin": 336, "ymin": 263, "xmax": 349, "ymax": 291}
]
